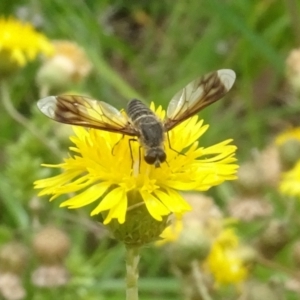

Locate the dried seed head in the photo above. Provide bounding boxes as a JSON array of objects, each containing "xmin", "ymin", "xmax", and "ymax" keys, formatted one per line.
[
  {"xmin": 0, "ymin": 272, "xmax": 26, "ymax": 300},
  {"xmin": 285, "ymin": 276, "xmax": 300, "ymax": 294},
  {"xmin": 169, "ymin": 225, "xmax": 212, "ymax": 271},
  {"xmin": 31, "ymin": 264, "xmax": 69, "ymax": 288},
  {"xmin": 241, "ymin": 280, "xmax": 283, "ymax": 300},
  {"xmin": 182, "ymin": 193, "xmax": 223, "ymax": 237},
  {"xmin": 36, "ymin": 40, "xmax": 92, "ymax": 92},
  {"xmin": 256, "ymin": 219, "xmax": 290, "ymax": 258},
  {"xmin": 258, "ymin": 145, "xmax": 281, "ymax": 187},
  {"xmin": 278, "ymin": 138, "xmax": 300, "ymax": 170},
  {"xmin": 227, "ymin": 196, "xmax": 273, "ymax": 222},
  {"xmin": 32, "ymin": 226, "xmax": 70, "ymax": 264},
  {"xmin": 0, "ymin": 242, "xmax": 28, "ymax": 274},
  {"xmin": 286, "ymin": 48, "xmax": 300, "ymax": 94},
  {"xmin": 237, "ymin": 162, "xmax": 264, "ymax": 194},
  {"xmin": 28, "ymin": 196, "xmax": 44, "ymax": 214},
  {"xmin": 237, "ymin": 146, "xmax": 281, "ymax": 194}
]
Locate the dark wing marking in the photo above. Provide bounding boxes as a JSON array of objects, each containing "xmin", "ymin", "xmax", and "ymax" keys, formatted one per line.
[
  {"xmin": 37, "ymin": 95, "xmax": 138, "ymax": 136},
  {"xmin": 164, "ymin": 69, "xmax": 236, "ymax": 131}
]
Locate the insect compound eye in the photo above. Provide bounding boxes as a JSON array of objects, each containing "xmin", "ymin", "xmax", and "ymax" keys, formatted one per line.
[
  {"xmin": 144, "ymin": 149, "xmax": 166, "ymax": 166},
  {"xmin": 144, "ymin": 151, "xmax": 157, "ymax": 165},
  {"xmin": 158, "ymin": 150, "xmax": 166, "ymax": 163}
]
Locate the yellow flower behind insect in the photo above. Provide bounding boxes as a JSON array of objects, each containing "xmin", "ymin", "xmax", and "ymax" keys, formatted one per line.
[
  {"xmin": 0, "ymin": 16, "xmax": 53, "ymax": 74},
  {"xmin": 280, "ymin": 161, "xmax": 300, "ymax": 197},
  {"xmin": 34, "ymin": 103, "xmax": 238, "ymax": 227},
  {"xmin": 205, "ymin": 228, "xmax": 248, "ymax": 285},
  {"xmin": 158, "ymin": 200, "xmax": 248, "ymax": 286},
  {"xmin": 275, "ymin": 127, "xmax": 300, "ymax": 146},
  {"xmin": 275, "ymin": 126, "xmax": 300, "ymax": 170},
  {"xmin": 158, "ymin": 217, "xmax": 184, "ymax": 245}
]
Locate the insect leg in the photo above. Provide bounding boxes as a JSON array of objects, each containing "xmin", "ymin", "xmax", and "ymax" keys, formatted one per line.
[
  {"xmin": 112, "ymin": 135, "xmax": 125, "ymax": 155},
  {"xmin": 166, "ymin": 131, "xmax": 186, "ymax": 156},
  {"xmin": 128, "ymin": 138, "xmax": 139, "ymax": 170},
  {"xmin": 138, "ymin": 145, "xmax": 141, "ymax": 172}
]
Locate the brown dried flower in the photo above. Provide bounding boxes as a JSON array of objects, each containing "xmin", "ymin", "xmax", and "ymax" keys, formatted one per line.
[
  {"xmin": 32, "ymin": 225, "xmax": 70, "ymax": 265},
  {"xmin": 227, "ymin": 196, "xmax": 273, "ymax": 222},
  {"xmin": 36, "ymin": 40, "xmax": 92, "ymax": 92}
]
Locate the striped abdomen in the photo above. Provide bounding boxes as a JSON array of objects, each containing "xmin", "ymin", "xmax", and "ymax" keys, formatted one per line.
[{"xmin": 126, "ymin": 99, "xmax": 164, "ymax": 148}]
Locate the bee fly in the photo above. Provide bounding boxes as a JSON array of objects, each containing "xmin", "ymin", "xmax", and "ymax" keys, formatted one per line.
[
  {"xmin": 127, "ymin": 99, "xmax": 166, "ymax": 167},
  {"xmin": 37, "ymin": 69, "xmax": 236, "ymax": 168}
]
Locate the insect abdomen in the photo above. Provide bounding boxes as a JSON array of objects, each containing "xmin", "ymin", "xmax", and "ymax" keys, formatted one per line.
[
  {"xmin": 127, "ymin": 99, "xmax": 156, "ymax": 123},
  {"xmin": 127, "ymin": 99, "xmax": 164, "ymax": 147}
]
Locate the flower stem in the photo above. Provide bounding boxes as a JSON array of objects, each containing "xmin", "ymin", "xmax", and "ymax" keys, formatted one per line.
[
  {"xmin": 125, "ymin": 246, "xmax": 140, "ymax": 300},
  {"xmin": 191, "ymin": 260, "xmax": 212, "ymax": 300},
  {"xmin": 0, "ymin": 79, "xmax": 61, "ymax": 157}
]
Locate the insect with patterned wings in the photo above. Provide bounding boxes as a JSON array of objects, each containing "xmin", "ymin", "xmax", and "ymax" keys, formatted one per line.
[{"xmin": 37, "ymin": 69, "xmax": 236, "ymax": 168}]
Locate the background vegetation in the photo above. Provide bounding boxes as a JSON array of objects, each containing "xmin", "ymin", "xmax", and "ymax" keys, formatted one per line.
[{"xmin": 1, "ymin": 0, "xmax": 300, "ymax": 299}]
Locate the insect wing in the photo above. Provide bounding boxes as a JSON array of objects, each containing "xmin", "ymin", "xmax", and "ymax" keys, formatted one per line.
[
  {"xmin": 164, "ymin": 69, "xmax": 236, "ymax": 131},
  {"xmin": 37, "ymin": 95, "xmax": 137, "ymax": 136}
]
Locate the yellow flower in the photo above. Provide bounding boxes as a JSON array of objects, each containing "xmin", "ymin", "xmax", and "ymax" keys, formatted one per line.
[
  {"xmin": 34, "ymin": 103, "xmax": 238, "ymax": 225},
  {"xmin": 205, "ymin": 228, "xmax": 248, "ymax": 285},
  {"xmin": 280, "ymin": 161, "xmax": 300, "ymax": 196},
  {"xmin": 275, "ymin": 127, "xmax": 300, "ymax": 146},
  {"xmin": 0, "ymin": 17, "xmax": 53, "ymax": 72},
  {"xmin": 275, "ymin": 127, "xmax": 300, "ymax": 170},
  {"xmin": 158, "ymin": 217, "xmax": 184, "ymax": 245},
  {"xmin": 158, "ymin": 193, "xmax": 224, "ymax": 245}
]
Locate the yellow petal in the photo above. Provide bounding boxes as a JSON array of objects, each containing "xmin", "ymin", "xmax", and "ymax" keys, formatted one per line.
[
  {"xmin": 141, "ymin": 191, "xmax": 169, "ymax": 221},
  {"xmin": 103, "ymin": 194, "xmax": 127, "ymax": 224},
  {"xmin": 91, "ymin": 186, "xmax": 125, "ymax": 215},
  {"xmin": 60, "ymin": 182, "xmax": 110, "ymax": 208}
]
